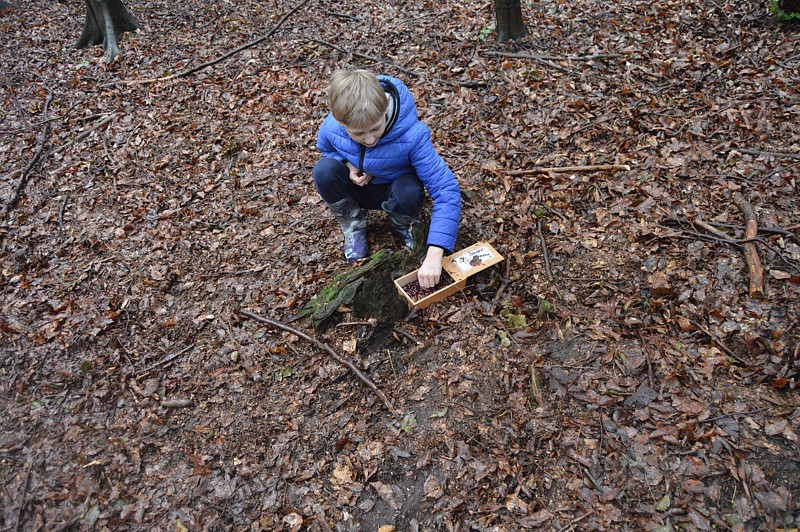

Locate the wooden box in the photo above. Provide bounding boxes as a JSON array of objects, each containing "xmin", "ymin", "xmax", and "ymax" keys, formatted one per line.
[{"xmin": 394, "ymin": 241, "xmax": 504, "ymax": 310}]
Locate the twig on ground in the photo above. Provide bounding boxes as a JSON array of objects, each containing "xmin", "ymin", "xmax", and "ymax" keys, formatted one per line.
[
  {"xmin": 666, "ymin": 217, "xmax": 800, "ymax": 272},
  {"xmin": 530, "ymin": 359, "xmax": 544, "ymax": 406},
  {"xmin": 685, "ymin": 318, "xmax": 749, "ymax": 366},
  {"xmin": 692, "ymin": 219, "xmax": 733, "ymax": 241},
  {"xmin": 12, "ymin": 461, "xmax": 32, "ymax": 532},
  {"xmin": 238, "ymin": 309, "xmax": 401, "ymax": 416},
  {"xmin": 392, "ymin": 327, "xmax": 421, "ymax": 345},
  {"xmin": 555, "ymin": 511, "xmax": 594, "ymax": 532},
  {"xmin": 485, "ymin": 50, "xmax": 618, "ymax": 62},
  {"xmin": 696, "ymin": 219, "xmax": 800, "ymax": 244},
  {"xmin": 734, "ymin": 148, "xmax": 800, "ymax": 161},
  {"xmin": 310, "ymin": 39, "xmax": 422, "ymax": 77},
  {"xmin": 508, "ymin": 164, "xmax": 631, "ymax": 176},
  {"xmin": 488, "ymin": 254, "xmax": 511, "ymax": 315},
  {"xmin": 129, "ymin": 0, "xmax": 313, "ymax": 84},
  {"xmin": 197, "ymin": 265, "xmax": 268, "ymax": 279},
  {"xmin": 160, "ymin": 398, "xmax": 193, "ymax": 408},
  {"xmin": 732, "ymin": 193, "xmax": 765, "ymax": 298},
  {"xmin": 759, "ymin": 162, "xmax": 800, "ymax": 182},
  {"xmin": 4, "ymin": 87, "xmax": 52, "ymax": 215},
  {"xmin": 57, "ymin": 194, "xmax": 69, "ymax": 229},
  {"xmin": 483, "ymin": 50, "xmax": 581, "ymax": 75},
  {"xmin": 703, "ymin": 407, "xmax": 768, "ymax": 424},
  {"xmin": 138, "ymin": 345, "xmax": 194, "ymax": 374},
  {"xmin": 537, "ymin": 218, "xmax": 553, "ymax": 280},
  {"xmin": 635, "ymin": 329, "xmax": 655, "ymax": 389},
  {"xmin": 46, "ymin": 114, "xmax": 115, "ymax": 158},
  {"xmin": 324, "ymin": 10, "xmax": 361, "ymax": 21}
]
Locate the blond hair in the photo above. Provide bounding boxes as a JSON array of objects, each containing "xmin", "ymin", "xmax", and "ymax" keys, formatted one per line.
[{"xmin": 328, "ymin": 70, "xmax": 388, "ymax": 128}]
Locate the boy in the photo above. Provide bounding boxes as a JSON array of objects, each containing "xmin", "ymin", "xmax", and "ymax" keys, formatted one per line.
[{"xmin": 313, "ymin": 69, "xmax": 461, "ymax": 289}]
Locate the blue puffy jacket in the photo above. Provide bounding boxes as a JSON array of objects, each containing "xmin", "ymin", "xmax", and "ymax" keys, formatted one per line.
[{"xmin": 317, "ymin": 75, "xmax": 461, "ymax": 252}]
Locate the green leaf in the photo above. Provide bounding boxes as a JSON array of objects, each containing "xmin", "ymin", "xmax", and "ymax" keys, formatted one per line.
[
  {"xmin": 80, "ymin": 360, "xmax": 93, "ymax": 373},
  {"xmin": 401, "ymin": 413, "xmax": 417, "ymax": 433},
  {"xmin": 275, "ymin": 367, "xmax": 294, "ymax": 380},
  {"xmin": 500, "ymin": 305, "xmax": 527, "ymax": 329},
  {"xmin": 655, "ymin": 494, "xmax": 671, "ymax": 512},
  {"xmin": 429, "ymin": 406, "xmax": 448, "ymax": 419},
  {"xmin": 498, "ymin": 330, "xmax": 511, "ymax": 348}
]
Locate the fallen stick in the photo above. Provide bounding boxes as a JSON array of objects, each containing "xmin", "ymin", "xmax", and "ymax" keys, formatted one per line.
[
  {"xmin": 733, "ymin": 193, "xmax": 765, "ymax": 298},
  {"xmin": 237, "ymin": 309, "xmax": 400, "ymax": 416},
  {"xmin": 483, "ymin": 50, "xmax": 580, "ymax": 75},
  {"xmin": 686, "ymin": 317, "xmax": 749, "ymax": 366},
  {"xmin": 734, "ymin": 148, "xmax": 800, "ymax": 161},
  {"xmin": 310, "ymin": 39, "xmax": 422, "ymax": 77},
  {"xmin": 692, "ymin": 219, "xmax": 734, "ymax": 241},
  {"xmin": 537, "ymin": 218, "xmax": 553, "ymax": 280},
  {"xmin": 4, "ymin": 88, "xmax": 52, "ymax": 214},
  {"xmin": 508, "ymin": 164, "xmax": 631, "ymax": 176},
  {"xmin": 46, "ymin": 114, "xmax": 115, "ymax": 158},
  {"xmin": 128, "ymin": 0, "xmax": 313, "ymax": 84}
]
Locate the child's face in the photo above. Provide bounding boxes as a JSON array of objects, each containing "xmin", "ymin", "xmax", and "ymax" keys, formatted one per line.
[{"xmin": 343, "ymin": 115, "xmax": 386, "ymax": 148}]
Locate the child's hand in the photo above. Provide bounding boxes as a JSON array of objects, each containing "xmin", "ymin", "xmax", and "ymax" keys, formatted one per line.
[
  {"xmin": 418, "ymin": 247, "xmax": 445, "ymax": 289},
  {"xmin": 346, "ymin": 162, "xmax": 372, "ymax": 186}
]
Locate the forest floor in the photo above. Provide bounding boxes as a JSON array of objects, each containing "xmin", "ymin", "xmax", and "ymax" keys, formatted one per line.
[{"xmin": 1, "ymin": 0, "xmax": 799, "ymax": 530}]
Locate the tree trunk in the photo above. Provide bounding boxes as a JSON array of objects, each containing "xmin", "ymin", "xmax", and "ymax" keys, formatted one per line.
[
  {"xmin": 495, "ymin": 0, "xmax": 528, "ymax": 42},
  {"xmin": 76, "ymin": 0, "xmax": 140, "ymax": 63}
]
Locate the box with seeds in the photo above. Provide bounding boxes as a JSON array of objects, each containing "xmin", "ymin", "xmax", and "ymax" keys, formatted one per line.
[{"xmin": 394, "ymin": 241, "xmax": 504, "ymax": 310}]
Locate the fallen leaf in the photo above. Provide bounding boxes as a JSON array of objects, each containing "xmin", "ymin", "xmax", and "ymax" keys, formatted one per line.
[{"xmin": 371, "ymin": 482, "xmax": 405, "ymax": 510}]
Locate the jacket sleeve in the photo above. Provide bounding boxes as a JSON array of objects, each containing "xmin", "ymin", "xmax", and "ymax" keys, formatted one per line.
[
  {"xmin": 409, "ymin": 127, "xmax": 461, "ymax": 252},
  {"xmin": 317, "ymin": 116, "xmax": 343, "ymax": 160}
]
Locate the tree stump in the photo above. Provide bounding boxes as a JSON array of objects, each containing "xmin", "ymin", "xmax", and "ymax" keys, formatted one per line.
[{"xmin": 289, "ymin": 248, "xmax": 416, "ymax": 330}]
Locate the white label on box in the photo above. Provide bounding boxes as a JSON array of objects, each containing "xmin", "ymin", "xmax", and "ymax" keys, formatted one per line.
[{"xmin": 453, "ymin": 245, "xmax": 497, "ymax": 272}]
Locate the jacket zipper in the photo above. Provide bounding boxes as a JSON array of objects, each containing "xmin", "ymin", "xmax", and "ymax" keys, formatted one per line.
[{"xmin": 357, "ymin": 145, "xmax": 366, "ymax": 176}]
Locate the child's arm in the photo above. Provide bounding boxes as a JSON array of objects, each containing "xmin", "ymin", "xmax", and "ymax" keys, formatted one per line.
[{"xmin": 409, "ymin": 128, "xmax": 462, "ymax": 252}]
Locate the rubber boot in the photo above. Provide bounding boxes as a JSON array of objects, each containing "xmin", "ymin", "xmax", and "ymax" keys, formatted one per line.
[
  {"xmin": 328, "ymin": 197, "xmax": 368, "ymax": 261},
  {"xmin": 382, "ymin": 201, "xmax": 418, "ymax": 250}
]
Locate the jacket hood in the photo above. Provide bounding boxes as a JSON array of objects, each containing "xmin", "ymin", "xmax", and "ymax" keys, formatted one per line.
[{"xmin": 376, "ymin": 75, "xmax": 417, "ymax": 145}]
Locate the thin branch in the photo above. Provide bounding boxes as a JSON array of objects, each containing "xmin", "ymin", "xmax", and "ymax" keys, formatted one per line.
[
  {"xmin": 555, "ymin": 511, "xmax": 594, "ymax": 532},
  {"xmin": 483, "ymin": 50, "xmax": 582, "ymax": 75},
  {"xmin": 685, "ymin": 317, "xmax": 749, "ymax": 366},
  {"xmin": 734, "ymin": 148, "xmax": 800, "ymax": 161},
  {"xmin": 698, "ymin": 220, "xmax": 799, "ymax": 244},
  {"xmin": 508, "ymin": 164, "xmax": 631, "ymax": 177},
  {"xmin": 324, "ymin": 10, "xmax": 361, "ymax": 21},
  {"xmin": 733, "ymin": 193, "xmax": 765, "ymax": 298},
  {"xmin": 12, "ymin": 461, "xmax": 32, "ymax": 532},
  {"xmin": 4, "ymin": 87, "xmax": 52, "ymax": 214},
  {"xmin": 46, "ymin": 114, "xmax": 116, "ymax": 158},
  {"xmin": 488, "ymin": 253, "xmax": 511, "ymax": 315},
  {"xmin": 238, "ymin": 309, "xmax": 401, "ymax": 416},
  {"xmin": 391, "ymin": 327, "xmax": 421, "ymax": 345},
  {"xmin": 485, "ymin": 50, "xmax": 618, "ymax": 62},
  {"xmin": 130, "ymin": 0, "xmax": 313, "ymax": 84},
  {"xmin": 310, "ymin": 39, "xmax": 422, "ymax": 77},
  {"xmin": 665, "ymin": 218, "xmax": 800, "ymax": 274},
  {"xmin": 138, "ymin": 344, "xmax": 194, "ymax": 374},
  {"xmin": 537, "ymin": 218, "xmax": 553, "ymax": 280}
]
